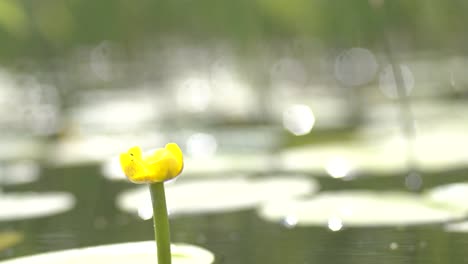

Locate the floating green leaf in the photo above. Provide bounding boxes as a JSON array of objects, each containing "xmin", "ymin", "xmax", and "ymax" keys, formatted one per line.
[{"xmin": 0, "ymin": 242, "xmax": 214, "ymax": 264}]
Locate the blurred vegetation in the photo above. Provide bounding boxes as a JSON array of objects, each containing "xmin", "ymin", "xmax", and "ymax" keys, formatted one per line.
[{"xmin": 0, "ymin": 0, "xmax": 467, "ymax": 65}]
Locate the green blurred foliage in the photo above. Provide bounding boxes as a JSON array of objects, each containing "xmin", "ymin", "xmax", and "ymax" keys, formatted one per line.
[
  {"xmin": 0, "ymin": 0, "xmax": 466, "ymax": 64},
  {"xmin": 0, "ymin": 0, "xmax": 27, "ymax": 38}
]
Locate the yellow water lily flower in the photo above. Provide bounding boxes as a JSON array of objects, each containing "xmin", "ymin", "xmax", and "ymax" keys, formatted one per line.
[{"xmin": 120, "ymin": 143, "xmax": 184, "ymax": 184}]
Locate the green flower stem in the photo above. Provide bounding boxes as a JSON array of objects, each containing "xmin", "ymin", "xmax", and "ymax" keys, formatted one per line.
[{"xmin": 149, "ymin": 182, "xmax": 171, "ymax": 264}]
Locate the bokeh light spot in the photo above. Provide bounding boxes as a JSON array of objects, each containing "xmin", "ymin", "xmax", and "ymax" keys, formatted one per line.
[
  {"xmin": 334, "ymin": 48, "xmax": 378, "ymax": 87},
  {"xmin": 328, "ymin": 216, "xmax": 343, "ymax": 231},
  {"xmin": 282, "ymin": 104, "xmax": 315, "ymax": 136},
  {"xmin": 325, "ymin": 157, "xmax": 352, "ymax": 178}
]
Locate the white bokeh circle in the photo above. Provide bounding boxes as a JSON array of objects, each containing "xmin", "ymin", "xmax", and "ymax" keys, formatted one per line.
[{"xmin": 334, "ymin": 48, "xmax": 378, "ymax": 87}]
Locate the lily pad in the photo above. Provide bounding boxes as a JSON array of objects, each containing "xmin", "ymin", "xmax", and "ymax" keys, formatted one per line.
[
  {"xmin": 0, "ymin": 137, "xmax": 43, "ymax": 162},
  {"xmin": 0, "ymin": 192, "xmax": 75, "ymax": 221},
  {"xmin": 369, "ymin": 121, "xmax": 468, "ymax": 172},
  {"xmin": 0, "ymin": 160, "xmax": 40, "ymax": 185},
  {"xmin": 117, "ymin": 176, "xmax": 318, "ymax": 218},
  {"xmin": 258, "ymin": 191, "xmax": 465, "ymax": 228},
  {"xmin": 0, "ymin": 241, "xmax": 214, "ymax": 264},
  {"xmin": 182, "ymin": 154, "xmax": 273, "ymax": 175},
  {"xmin": 48, "ymin": 133, "xmax": 165, "ymax": 166},
  {"xmin": 280, "ymin": 141, "xmax": 407, "ymax": 176},
  {"xmin": 425, "ymin": 182, "xmax": 468, "ymax": 212},
  {"xmin": 70, "ymin": 98, "xmax": 161, "ymax": 133},
  {"xmin": 445, "ymin": 221, "xmax": 468, "ymax": 233},
  {"xmin": 365, "ymin": 100, "xmax": 468, "ymax": 127},
  {"xmin": 280, "ymin": 121, "xmax": 468, "ymax": 176}
]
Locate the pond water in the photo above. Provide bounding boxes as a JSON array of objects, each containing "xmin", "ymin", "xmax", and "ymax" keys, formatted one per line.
[
  {"xmin": 1, "ymin": 47, "xmax": 468, "ymax": 264},
  {"xmin": 1, "ymin": 159, "xmax": 468, "ymax": 264}
]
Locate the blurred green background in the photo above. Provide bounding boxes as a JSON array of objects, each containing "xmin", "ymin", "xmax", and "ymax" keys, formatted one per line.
[{"xmin": 0, "ymin": 0, "xmax": 467, "ymax": 64}]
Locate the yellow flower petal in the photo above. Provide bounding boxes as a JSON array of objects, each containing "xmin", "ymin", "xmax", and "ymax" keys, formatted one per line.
[
  {"xmin": 165, "ymin": 143, "xmax": 184, "ymax": 176},
  {"xmin": 128, "ymin": 146, "xmax": 143, "ymax": 159},
  {"xmin": 119, "ymin": 143, "xmax": 184, "ymax": 184},
  {"xmin": 120, "ymin": 146, "xmax": 151, "ymax": 183}
]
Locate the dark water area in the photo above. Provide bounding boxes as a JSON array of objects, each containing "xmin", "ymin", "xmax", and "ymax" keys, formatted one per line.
[{"xmin": 1, "ymin": 162, "xmax": 467, "ymax": 264}]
